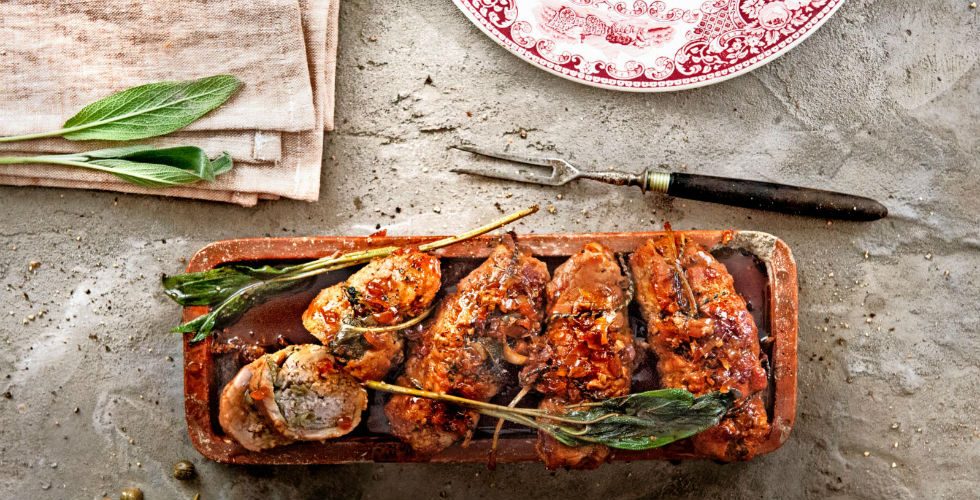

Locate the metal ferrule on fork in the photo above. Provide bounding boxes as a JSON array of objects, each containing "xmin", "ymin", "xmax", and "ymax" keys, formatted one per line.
[{"xmin": 644, "ymin": 171, "xmax": 670, "ymax": 194}]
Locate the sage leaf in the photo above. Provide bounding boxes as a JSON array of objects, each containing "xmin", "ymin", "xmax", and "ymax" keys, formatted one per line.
[
  {"xmin": 211, "ymin": 152, "xmax": 233, "ymax": 175},
  {"xmin": 78, "ymin": 145, "xmax": 158, "ymax": 158},
  {"xmin": 0, "ymin": 146, "xmax": 234, "ymax": 188},
  {"xmin": 364, "ymin": 381, "xmax": 739, "ymax": 452},
  {"xmin": 90, "ymin": 158, "xmax": 207, "ymax": 187},
  {"xmin": 162, "ymin": 264, "xmax": 292, "ymax": 306},
  {"xmin": 172, "ymin": 274, "xmax": 314, "ymax": 341},
  {"xmin": 60, "ymin": 75, "xmax": 242, "ymax": 141},
  {"xmin": 108, "ymin": 145, "xmax": 216, "ymax": 181},
  {"xmin": 549, "ymin": 389, "xmax": 738, "ymax": 450}
]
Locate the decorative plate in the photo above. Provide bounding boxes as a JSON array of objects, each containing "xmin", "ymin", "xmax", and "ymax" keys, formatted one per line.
[{"xmin": 451, "ymin": 0, "xmax": 845, "ymax": 91}]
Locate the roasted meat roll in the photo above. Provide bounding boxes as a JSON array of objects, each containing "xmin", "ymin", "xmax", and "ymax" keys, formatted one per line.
[
  {"xmin": 521, "ymin": 242, "xmax": 636, "ymax": 469},
  {"xmin": 385, "ymin": 236, "xmax": 550, "ymax": 455},
  {"xmin": 629, "ymin": 233, "xmax": 769, "ymax": 461},
  {"xmin": 218, "ymin": 351, "xmax": 295, "ymax": 452},
  {"xmin": 302, "ymin": 247, "xmax": 442, "ymax": 381},
  {"xmin": 249, "ymin": 345, "xmax": 368, "ymax": 441}
]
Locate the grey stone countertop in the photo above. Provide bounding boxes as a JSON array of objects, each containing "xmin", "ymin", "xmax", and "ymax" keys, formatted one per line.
[{"xmin": 0, "ymin": 0, "xmax": 977, "ymax": 498}]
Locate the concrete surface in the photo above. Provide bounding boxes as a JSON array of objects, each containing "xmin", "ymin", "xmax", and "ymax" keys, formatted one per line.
[{"xmin": 1, "ymin": 0, "xmax": 978, "ymax": 498}]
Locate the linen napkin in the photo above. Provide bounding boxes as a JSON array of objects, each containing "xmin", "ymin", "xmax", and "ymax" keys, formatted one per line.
[{"xmin": 0, "ymin": 0, "xmax": 340, "ymax": 206}]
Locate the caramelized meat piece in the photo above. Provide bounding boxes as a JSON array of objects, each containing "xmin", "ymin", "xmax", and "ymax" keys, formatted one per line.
[
  {"xmin": 302, "ymin": 247, "xmax": 441, "ymax": 380},
  {"xmin": 249, "ymin": 345, "xmax": 368, "ymax": 441},
  {"xmin": 385, "ymin": 237, "xmax": 550, "ymax": 455},
  {"xmin": 521, "ymin": 242, "xmax": 635, "ymax": 469},
  {"xmin": 629, "ymin": 234, "xmax": 769, "ymax": 461},
  {"xmin": 218, "ymin": 354, "xmax": 294, "ymax": 452}
]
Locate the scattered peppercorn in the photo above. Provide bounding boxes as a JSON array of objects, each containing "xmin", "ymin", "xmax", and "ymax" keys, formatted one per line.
[
  {"xmin": 120, "ymin": 488, "xmax": 143, "ymax": 500},
  {"xmin": 173, "ymin": 460, "xmax": 197, "ymax": 481}
]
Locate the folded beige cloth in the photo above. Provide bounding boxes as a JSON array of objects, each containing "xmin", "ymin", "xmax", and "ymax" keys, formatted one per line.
[{"xmin": 0, "ymin": 0, "xmax": 339, "ymax": 206}]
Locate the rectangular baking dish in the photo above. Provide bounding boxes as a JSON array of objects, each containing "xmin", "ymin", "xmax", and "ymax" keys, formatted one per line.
[{"xmin": 182, "ymin": 230, "xmax": 798, "ymax": 464}]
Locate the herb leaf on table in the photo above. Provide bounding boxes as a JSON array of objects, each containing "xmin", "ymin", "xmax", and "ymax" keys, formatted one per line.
[
  {"xmin": 0, "ymin": 75, "xmax": 242, "ymax": 187},
  {"xmin": 0, "ymin": 75, "xmax": 243, "ymax": 143},
  {"xmin": 0, "ymin": 146, "xmax": 233, "ymax": 188}
]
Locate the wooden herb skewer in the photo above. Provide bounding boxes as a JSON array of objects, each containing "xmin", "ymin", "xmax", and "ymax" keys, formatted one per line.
[
  {"xmin": 364, "ymin": 380, "xmax": 737, "ymax": 451},
  {"xmin": 164, "ymin": 206, "xmax": 539, "ymax": 341}
]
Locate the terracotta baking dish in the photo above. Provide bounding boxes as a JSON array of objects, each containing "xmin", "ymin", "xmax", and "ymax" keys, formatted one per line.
[{"xmin": 182, "ymin": 230, "xmax": 798, "ymax": 464}]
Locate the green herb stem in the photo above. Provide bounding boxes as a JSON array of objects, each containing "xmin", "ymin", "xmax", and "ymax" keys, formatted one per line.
[
  {"xmin": 363, "ymin": 380, "xmax": 593, "ymax": 425},
  {"xmin": 0, "ymin": 154, "xmax": 124, "ymax": 174},
  {"xmin": 0, "ymin": 112, "xmax": 180, "ymax": 142},
  {"xmin": 0, "ymin": 130, "xmax": 70, "ymax": 143},
  {"xmin": 283, "ymin": 205, "xmax": 540, "ymax": 277},
  {"xmin": 363, "ymin": 380, "xmax": 737, "ymax": 450},
  {"xmin": 0, "ymin": 154, "xmax": 167, "ymax": 183},
  {"xmin": 179, "ymin": 205, "xmax": 539, "ymax": 297},
  {"xmin": 167, "ymin": 206, "xmax": 539, "ymax": 339},
  {"xmin": 340, "ymin": 306, "xmax": 435, "ymax": 333}
]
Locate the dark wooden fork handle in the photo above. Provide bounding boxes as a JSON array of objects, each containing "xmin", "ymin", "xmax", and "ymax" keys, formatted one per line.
[{"xmin": 661, "ymin": 172, "xmax": 888, "ymax": 221}]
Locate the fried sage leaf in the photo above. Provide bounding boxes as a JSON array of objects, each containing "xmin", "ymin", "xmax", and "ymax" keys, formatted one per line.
[
  {"xmin": 162, "ymin": 264, "xmax": 291, "ymax": 306},
  {"xmin": 173, "ymin": 276, "xmax": 313, "ymax": 343},
  {"xmin": 364, "ymin": 381, "xmax": 737, "ymax": 451},
  {"xmin": 547, "ymin": 389, "xmax": 738, "ymax": 450}
]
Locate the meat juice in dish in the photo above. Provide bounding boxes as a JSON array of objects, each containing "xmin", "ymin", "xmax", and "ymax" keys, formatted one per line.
[
  {"xmin": 521, "ymin": 242, "xmax": 636, "ymax": 469},
  {"xmin": 629, "ymin": 233, "xmax": 769, "ymax": 461},
  {"xmin": 302, "ymin": 247, "xmax": 442, "ymax": 381},
  {"xmin": 384, "ymin": 237, "xmax": 550, "ymax": 455}
]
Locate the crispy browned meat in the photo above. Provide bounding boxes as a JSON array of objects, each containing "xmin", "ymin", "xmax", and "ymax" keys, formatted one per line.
[
  {"xmin": 384, "ymin": 237, "xmax": 550, "ymax": 455},
  {"xmin": 302, "ymin": 247, "xmax": 441, "ymax": 381},
  {"xmin": 521, "ymin": 242, "xmax": 635, "ymax": 469},
  {"xmin": 629, "ymin": 233, "xmax": 769, "ymax": 461}
]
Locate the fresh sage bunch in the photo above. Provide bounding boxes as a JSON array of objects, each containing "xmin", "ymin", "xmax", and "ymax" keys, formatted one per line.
[
  {"xmin": 0, "ymin": 75, "xmax": 242, "ymax": 186},
  {"xmin": 365, "ymin": 380, "xmax": 737, "ymax": 451}
]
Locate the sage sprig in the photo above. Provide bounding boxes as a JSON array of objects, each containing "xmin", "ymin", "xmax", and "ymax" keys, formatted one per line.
[
  {"xmin": 164, "ymin": 206, "xmax": 539, "ymax": 341},
  {"xmin": 0, "ymin": 145, "xmax": 232, "ymax": 188},
  {"xmin": 0, "ymin": 75, "xmax": 241, "ymax": 188},
  {"xmin": 365, "ymin": 380, "xmax": 737, "ymax": 450},
  {"xmin": 0, "ymin": 75, "xmax": 242, "ymax": 143}
]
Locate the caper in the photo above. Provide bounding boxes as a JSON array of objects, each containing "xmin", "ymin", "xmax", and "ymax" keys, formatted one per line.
[
  {"xmin": 173, "ymin": 459, "xmax": 197, "ymax": 480},
  {"xmin": 120, "ymin": 488, "xmax": 143, "ymax": 500}
]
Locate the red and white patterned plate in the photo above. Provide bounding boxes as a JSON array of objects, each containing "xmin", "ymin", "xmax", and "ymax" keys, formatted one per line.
[{"xmin": 451, "ymin": 0, "xmax": 845, "ymax": 91}]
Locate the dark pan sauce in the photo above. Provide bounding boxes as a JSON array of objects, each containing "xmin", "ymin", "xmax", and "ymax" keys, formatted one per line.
[{"xmin": 209, "ymin": 250, "xmax": 772, "ymax": 440}]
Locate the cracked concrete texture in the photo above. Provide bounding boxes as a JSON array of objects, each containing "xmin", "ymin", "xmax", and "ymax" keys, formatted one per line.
[{"xmin": 1, "ymin": 0, "xmax": 978, "ymax": 498}]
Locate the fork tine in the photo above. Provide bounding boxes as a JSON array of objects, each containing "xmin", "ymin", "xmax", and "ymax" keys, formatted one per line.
[
  {"xmin": 450, "ymin": 165, "xmax": 561, "ymax": 186},
  {"xmin": 452, "ymin": 144, "xmax": 554, "ymax": 167}
]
